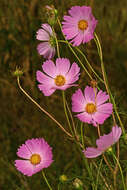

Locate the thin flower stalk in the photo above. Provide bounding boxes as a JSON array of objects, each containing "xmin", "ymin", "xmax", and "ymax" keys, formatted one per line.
[
  {"xmin": 80, "ymin": 122, "xmax": 85, "ymax": 149},
  {"xmin": 57, "ymin": 18, "xmax": 93, "ymax": 80},
  {"xmin": 53, "ymin": 28, "xmax": 75, "ymax": 137},
  {"xmin": 62, "ymin": 91, "xmax": 74, "ymax": 136},
  {"xmin": 93, "ymin": 161, "xmax": 113, "ymax": 190},
  {"xmin": 112, "ymin": 152, "xmax": 126, "ymax": 190},
  {"xmin": 95, "ymin": 158, "xmax": 103, "ymax": 190},
  {"xmin": 94, "ymin": 33, "xmax": 125, "ymax": 134},
  {"xmin": 74, "ymin": 46, "xmax": 104, "ymax": 83},
  {"xmin": 65, "ymin": 100, "xmax": 79, "ymax": 141},
  {"xmin": 42, "ymin": 171, "xmax": 53, "ymax": 190},
  {"xmin": 17, "ymin": 77, "xmax": 72, "ymax": 138},
  {"xmin": 52, "ymin": 26, "xmax": 60, "ymax": 58}
]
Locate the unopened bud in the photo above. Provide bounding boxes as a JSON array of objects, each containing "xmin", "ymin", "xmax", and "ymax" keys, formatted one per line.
[
  {"xmin": 106, "ymin": 147, "xmax": 113, "ymax": 155},
  {"xmin": 45, "ymin": 5, "xmax": 58, "ymax": 26},
  {"xmin": 90, "ymin": 79, "xmax": 98, "ymax": 88},
  {"xmin": 13, "ymin": 68, "xmax": 23, "ymax": 77},
  {"xmin": 59, "ymin": 174, "xmax": 68, "ymax": 183},
  {"xmin": 73, "ymin": 178, "xmax": 83, "ymax": 189}
]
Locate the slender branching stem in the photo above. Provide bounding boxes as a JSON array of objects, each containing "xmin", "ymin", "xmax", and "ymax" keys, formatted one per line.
[{"xmin": 17, "ymin": 77, "xmax": 72, "ymax": 138}]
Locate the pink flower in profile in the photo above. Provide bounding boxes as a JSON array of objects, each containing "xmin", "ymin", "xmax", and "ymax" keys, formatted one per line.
[
  {"xmin": 72, "ymin": 86, "xmax": 113, "ymax": 126},
  {"xmin": 83, "ymin": 126, "xmax": 122, "ymax": 158},
  {"xmin": 15, "ymin": 138, "xmax": 53, "ymax": 176},
  {"xmin": 62, "ymin": 6, "xmax": 98, "ymax": 46},
  {"xmin": 36, "ymin": 24, "xmax": 56, "ymax": 59},
  {"xmin": 36, "ymin": 58, "xmax": 80, "ymax": 96}
]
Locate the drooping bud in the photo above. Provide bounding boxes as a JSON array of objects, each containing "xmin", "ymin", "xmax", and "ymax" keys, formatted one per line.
[{"xmin": 45, "ymin": 5, "xmax": 58, "ymax": 26}]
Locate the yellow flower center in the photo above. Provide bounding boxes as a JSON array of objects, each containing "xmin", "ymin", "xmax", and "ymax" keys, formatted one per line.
[
  {"xmin": 78, "ymin": 20, "xmax": 88, "ymax": 30},
  {"xmin": 85, "ymin": 103, "xmax": 96, "ymax": 114},
  {"xmin": 54, "ymin": 75, "xmax": 66, "ymax": 86},
  {"xmin": 30, "ymin": 154, "xmax": 41, "ymax": 165}
]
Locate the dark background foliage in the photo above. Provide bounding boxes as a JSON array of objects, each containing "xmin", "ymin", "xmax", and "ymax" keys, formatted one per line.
[{"xmin": 0, "ymin": 0, "xmax": 127, "ymax": 189}]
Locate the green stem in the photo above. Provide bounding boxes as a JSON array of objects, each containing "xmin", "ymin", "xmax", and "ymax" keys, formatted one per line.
[
  {"xmin": 65, "ymin": 100, "xmax": 78, "ymax": 140},
  {"xmin": 76, "ymin": 142, "xmax": 94, "ymax": 188},
  {"xmin": 58, "ymin": 39, "xmax": 93, "ymax": 80},
  {"xmin": 80, "ymin": 122, "xmax": 85, "ymax": 149},
  {"xmin": 42, "ymin": 171, "xmax": 53, "ymax": 190},
  {"xmin": 95, "ymin": 158, "xmax": 103, "ymax": 190},
  {"xmin": 94, "ymin": 33, "xmax": 125, "ymax": 134},
  {"xmin": 62, "ymin": 91, "xmax": 73, "ymax": 135},
  {"xmin": 57, "ymin": 19, "xmax": 93, "ymax": 80},
  {"xmin": 112, "ymin": 153, "xmax": 126, "ymax": 190},
  {"xmin": 52, "ymin": 27, "xmax": 60, "ymax": 58},
  {"xmin": 17, "ymin": 77, "xmax": 72, "ymax": 138},
  {"xmin": 74, "ymin": 46, "xmax": 104, "ymax": 83}
]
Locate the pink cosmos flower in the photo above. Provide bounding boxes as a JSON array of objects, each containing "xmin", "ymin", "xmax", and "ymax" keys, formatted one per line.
[
  {"xmin": 15, "ymin": 138, "xmax": 53, "ymax": 176},
  {"xmin": 36, "ymin": 24, "xmax": 56, "ymax": 59},
  {"xmin": 72, "ymin": 86, "xmax": 113, "ymax": 126},
  {"xmin": 36, "ymin": 58, "xmax": 80, "ymax": 96},
  {"xmin": 83, "ymin": 126, "xmax": 122, "ymax": 158},
  {"xmin": 62, "ymin": 6, "xmax": 98, "ymax": 46}
]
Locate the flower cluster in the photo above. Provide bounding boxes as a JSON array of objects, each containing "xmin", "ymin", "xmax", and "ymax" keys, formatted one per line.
[{"xmin": 14, "ymin": 5, "xmax": 122, "ymax": 179}]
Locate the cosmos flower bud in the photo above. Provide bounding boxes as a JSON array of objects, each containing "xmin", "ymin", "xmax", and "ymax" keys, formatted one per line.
[
  {"xmin": 73, "ymin": 178, "xmax": 83, "ymax": 189},
  {"xmin": 13, "ymin": 68, "xmax": 23, "ymax": 77},
  {"xmin": 59, "ymin": 174, "xmax": 68, "ymax": 182},
  {"xmin": 45, "ymin": 5, "xmax": 58, "ymax": 26}
]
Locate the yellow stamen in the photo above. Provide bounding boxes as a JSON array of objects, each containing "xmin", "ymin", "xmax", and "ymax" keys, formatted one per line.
[
  {"xmin": 54, "ymin": 75, "xmax": 66, "ymax": 86},
  {"xmin": 30, "ymin": 154, "xmax": 41, "ymax": 165},
  {"xmin": 78, "ymin": 20, "xmax": 88, "ymax": 30},
  {"xmin": 85, "ymin": 103, "xmax": 96, "ymax": 114}
]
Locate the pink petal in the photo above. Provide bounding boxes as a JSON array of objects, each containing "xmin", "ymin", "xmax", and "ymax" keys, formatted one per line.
[
  {"xmin": 15, "ymin": 160, "xmax": 34, "ymax": 176},
  {"xmin": 76, "ymin": 112, "xmax": 92, "ymax": 124},
  {"xmin": 36, "ymin": 29, "xmax": 50, "ymax": 41},
  {"xmin": 42, "ymin": 60, "xmax": 56, "ymax": 78},
  {"xmin": 83, "ymin": 32, "xmax": 94, "ymax": 43},
  {"xmin": 92, "ymin": 111, "xmax": 111, "ymax": 125},
  {"xmin": 62, "ymin": 26, "xmax": 78, "ymax": 40},
  {"xmin": 96, "ymin": 126, "xmax": 122, "ymax": 150},
  {"xmin": 112, "ymin": 126, "xmax": 122, "ymax": 143},
  {"xmin": 96, "ymin": 90, "xmax": 109, "ymax": 106},
  {"xmin": 96, "ymin": 134, "xmax": 113, "ymax": 151},
  {"xmin": 36, "ymin": 71, "xmax": 54, "ymax": 85},
  {"xmin": 33, "ymin": 160, "xmax": 53, "ymax": 174},
  {"xmin": 55, "ymin": 58, "xmax": 70, "ymax": 75},
  {"xmin": 44, "ymin": 47, "xmax": 55, "ymax": 60},
  {"xmin": 80, "ymin": 6, "xmax": 92, "ymax": 18},
  {"xmin": 65, "ymin": 62, "xmax": 80, "ymax": 84},
  {"xmin": 83, "ymin": 147, "xmax": 102, "ymax": 158},
  {"xmin": 68, "ymin": 6, "xmax": 82, "ymax": 18},
  {"xmin": 37, "ymin": 42, "xmax": 51, "ymax": 56},
  {"xmin": 17, "ymin": 144, "xmax": 31, "ymax": 159},
  {"xmin": 72, "ymin": 89, "xmax": 86, "ymax": 112},
  {"xmin": 41, "ymin": 24, "xmax": 53, "ymax": 35},
  {"xmin": 70, "ymin": 31, "xmax": 84, "ymax": 46},
  {"xmin": 38, "ymin": 84, "xmax": 56, "ymax": 96},
  {"xmin": 54, "ymin": 84, "xmax": 77, "ymax": 91},
  {"xmin": 84, "ymin": 86, "xmax": 97, "ymax": 102},
  {"xmin": 97, "ymin": 103, "xmax": 113, "ymax": 114}
]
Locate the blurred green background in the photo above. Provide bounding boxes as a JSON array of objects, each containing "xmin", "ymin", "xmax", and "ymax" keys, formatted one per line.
[{"xmin": 0, "ymin": 0, "xmax": 127, "ymax": 189}]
